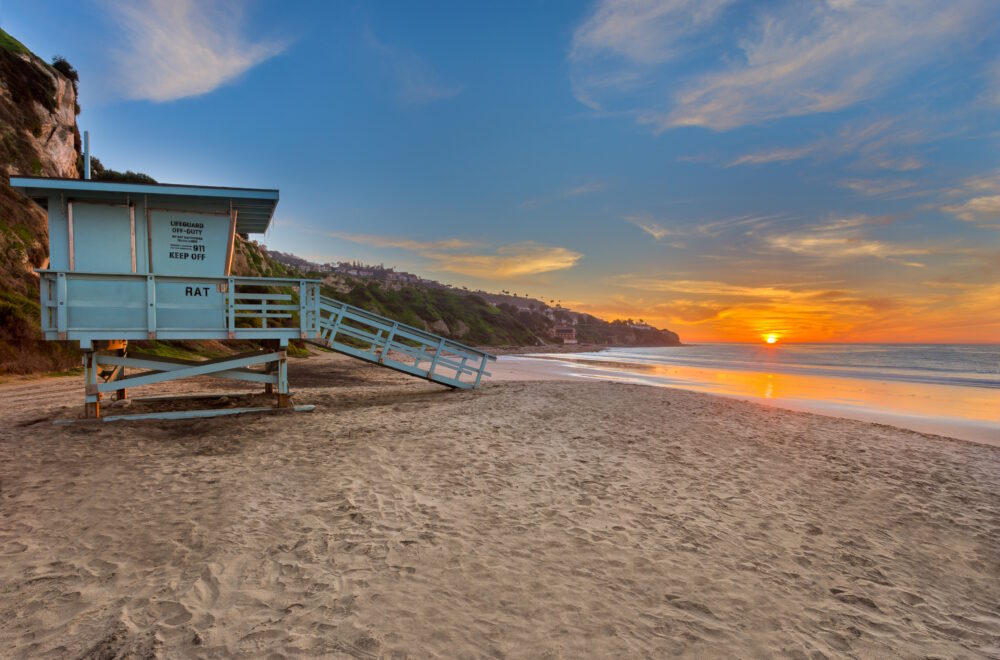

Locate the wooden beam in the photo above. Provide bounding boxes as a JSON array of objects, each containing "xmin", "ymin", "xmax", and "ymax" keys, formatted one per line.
[
  {"xmin": 87, "ymin": 350, "xmax": 285, "ymax": 394},
  {"xmin": 225, "ymin": 208, "xmax": 237, "ymax": 276},
  {"xmin": 55, "ymin": 405, "xmax": 315, "ymax": 424}
]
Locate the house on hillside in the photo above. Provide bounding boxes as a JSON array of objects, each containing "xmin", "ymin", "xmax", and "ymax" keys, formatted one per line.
[{"xmin": 551, "ymin": 325, "xmax": 577, "ymax": 344}]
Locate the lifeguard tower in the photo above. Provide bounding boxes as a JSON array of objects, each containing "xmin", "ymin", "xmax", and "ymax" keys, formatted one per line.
[{"xmin": 11, "ymin": 176, "xmax": 494, "ymax": 421}]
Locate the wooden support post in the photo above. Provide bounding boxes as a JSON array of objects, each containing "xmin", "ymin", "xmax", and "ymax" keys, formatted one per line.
[
  {"xmin": 227, "ymin": 278, "xmax": 235, "ymax": 339},
  {"xmin": 83, "ymin": 351, "xmax": 100, "ymax": 418},
  {"xmin": 115, "ymin": 342, "xmax": 128, "ymax": 401},
  {"xmin": 224, "ymin": 209, "xmax": 237, "ymax": 275},
  {"xmin": 265, "ymin": 340, "xmax": 277, "ymax": 395},
  {"xmin": 299, "ymin": 279, "xmax": 308, "ymax": 339},
  {"xmin": 276, "ymin": 353, "xmax": 290, "ymax": 408}
]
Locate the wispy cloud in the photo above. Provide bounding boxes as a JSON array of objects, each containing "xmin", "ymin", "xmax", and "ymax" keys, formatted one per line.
[
  {"xmin": 721, "ymin": 117, "xmax": 929, "ymax": 171},
  {"xmin": 697, "ymin": 213, "xmax": 790, "ymax": 237},
  {"xmin": 569, "ymin": 0, "xmax": 733, "ymax": 113},
  {"xmin": 764, "ymin": 215, "xmax": 926, "ymax": 266},
  {"xmin": 571, "ymin": 1, "xmax": 994, "ymax": 131},
  {"xmin": 725, "ymin": 145, "xmax": 819, "ymax": 167},
  {"xmin": 521, "ymin": 181, "xmax": 606, "ymax": 208},
  {"xmin": 563, "ymin": 181, "xmax": 607, "ymax": 197},
  {"xmin": 866, "ymin": 155, "xmax": 925, "ymax": 172},
  {"xmin": 812, "ymin": 214, "xmax": 895, "ymax": 231},
  {"xmin": 663, "ymin": 2, "xmax": 985, "ymax": 130},
  {"xmin": 364, "ymin": 29, "xmax": 461, "ymax": 106},
  {"xmin": 767, "ymin": 234, "xmax": 927, "ymax": 267},
  {"xmin": 838, "ymin": 178, "xmax": 920, "ymax": 198},
  {"xmin": 943, "ymin": 196, "xmax": 1000, "ymax": 228},
  {"xmin": 615, "ymin": 277, "xmax": 799, "ymax": 299},
  {"xmin": 624, "ymin": 213, "xmax": 677, "ymax": 240},
  {"xmin": 945, "ymin": 171, "xmax": 1000, "ymax": 196},
  {"xmin": 330, "ymin": 232, "xmax": 582, "ymax": 279},
  {"xmin": 625, "ymin": 211, "xmax": 795, "ymax": 242},
  {"xmin": 941, "ymin": 172, "xmax": 1000, "ymax": 229},
  {"xmin": 110, "ymin": 0, "xmax": 285, "ymax": 102},
  {"xmin": 570, "ymin": 0, "xmax": 733, "ymax": 66}
]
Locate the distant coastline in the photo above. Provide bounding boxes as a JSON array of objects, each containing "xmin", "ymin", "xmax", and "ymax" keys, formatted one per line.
[{"xmin": 486, "ymin": 342, "xmax": 685, "ymax": 356}]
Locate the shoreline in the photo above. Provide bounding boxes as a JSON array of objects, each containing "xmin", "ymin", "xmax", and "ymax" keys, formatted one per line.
[
  {"xmin": 492, "ymin": 349, "xmax": 999, "ymax": 447},
  {"xmin": 483, "ymin": 342, "xmax": 682, "ymax": 356}
]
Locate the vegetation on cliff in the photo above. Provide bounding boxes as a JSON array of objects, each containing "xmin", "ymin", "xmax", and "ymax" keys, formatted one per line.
[
  {"xmin": 334, "ymin": 282, "xmax": 549, "ymax": 346},
  {"xmin": 1, "ymin": 29, "xmax": 81, "ymax": 373}
]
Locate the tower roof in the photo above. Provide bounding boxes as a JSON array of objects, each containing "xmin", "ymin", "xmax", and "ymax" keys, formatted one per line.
[{"xmin": 10, "ymin": 176, "xmax": 279, "ymax": 234}]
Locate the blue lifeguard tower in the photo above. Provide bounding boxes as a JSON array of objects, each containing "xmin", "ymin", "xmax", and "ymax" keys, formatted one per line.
[{"xmin": 11, "ymin": 176, "xmax": 494, "ymax": 420}]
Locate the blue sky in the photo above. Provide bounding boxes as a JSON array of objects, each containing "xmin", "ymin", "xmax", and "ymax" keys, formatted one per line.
[{"xmin": 3, "ymin": 0, "xmax": 999, "ymax": 341}]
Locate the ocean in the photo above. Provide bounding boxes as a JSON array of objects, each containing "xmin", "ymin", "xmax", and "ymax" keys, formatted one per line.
[{"xmin": 500, "ymin": 344, "xmax": 1000, "ymax": 445}]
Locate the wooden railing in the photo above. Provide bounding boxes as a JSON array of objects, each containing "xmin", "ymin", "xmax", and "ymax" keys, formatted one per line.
[
  {"xmin": 38, "ymin": 271, "xmax": 319, "ymax": 344},
  {"xmin": 37, "ymin": 270, "xmax": 494, "ymax": 389},
  {"xmin": 315, "ymin": 296, "xmax": 493, "ymax": 389}
]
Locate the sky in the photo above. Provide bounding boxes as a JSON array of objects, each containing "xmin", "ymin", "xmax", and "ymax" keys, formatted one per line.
[{"xmin": 3, "ymin": 0, "xmax": 999, "ymax": 343}]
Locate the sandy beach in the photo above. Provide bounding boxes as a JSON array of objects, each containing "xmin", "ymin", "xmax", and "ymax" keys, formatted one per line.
[{"xmin": 1, "ymin": 351, "xmax": 999, "ymax": 658}]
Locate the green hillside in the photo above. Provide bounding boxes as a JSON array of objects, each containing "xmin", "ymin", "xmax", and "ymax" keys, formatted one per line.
[{"xmin": 335, "ymin": 281, "xmax": 550, "ymax": 346}]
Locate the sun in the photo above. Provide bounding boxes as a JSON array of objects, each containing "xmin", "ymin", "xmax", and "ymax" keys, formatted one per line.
[{"xmin": 765, "ymin": 334, "xmax": 778, "ymax": 344}]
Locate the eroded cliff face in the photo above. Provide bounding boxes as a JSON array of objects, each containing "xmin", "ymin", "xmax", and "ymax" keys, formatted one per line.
[
  {"xmin": 24, "ymin": 67, "xmax": 78, "ymax": 178},
  {"xmin": 1, "ymin": 29, "xmax": 81, "ymax": 373},
  {"xmin": 0, "ymin": 32, "xmax": 80, "ymax": 179}
]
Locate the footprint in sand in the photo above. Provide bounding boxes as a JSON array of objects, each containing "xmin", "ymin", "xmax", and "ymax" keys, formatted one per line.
[{"xmin": 150, "ymin": 600, "xmax": 193, "ymax": 626}]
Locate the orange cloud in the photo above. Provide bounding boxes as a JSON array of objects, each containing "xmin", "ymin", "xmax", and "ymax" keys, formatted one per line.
[
  {"xmin": 943, "ymin": 195, "xmax": 1000, "ymax": 228},
  {"xmin": 425, "ymin": 243, "xmax": 583, "ymax": 278},
  {"xmin": 331, "ymin": 232, "xmax": 583, "ymax": 279}
]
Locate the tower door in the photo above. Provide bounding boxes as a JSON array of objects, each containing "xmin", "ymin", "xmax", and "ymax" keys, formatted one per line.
[{"xmin": 69, "ymin": 202, "xmax": 135, "ymax": 273}]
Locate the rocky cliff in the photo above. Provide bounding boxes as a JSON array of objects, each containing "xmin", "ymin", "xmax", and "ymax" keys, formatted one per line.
[
  {"xmin": 0, "ymin": 29, "xmax": 79, "ymax": 179},
  {"xmin": 0, "ymin": 29, "xmax": 81, "ymax": 373}
]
